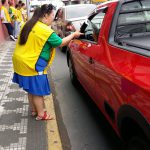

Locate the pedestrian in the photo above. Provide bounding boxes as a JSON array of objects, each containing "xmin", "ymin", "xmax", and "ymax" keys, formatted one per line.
[
  {"xmin": 12, "ymin": 4, "xmax": 82, "ymax": 121},
  {"xmin": 8, "ymin": 1, "xmax": 18, "ymax": 39},
  {"xmin": 17, "ymin": 1, "xmax": 24, "ymax": 26},
  {"xmin": 14, "ymin": 4, "xmax": 21, "ymax": 38},
  {"xmin": 0, "ymin": 0, "xmax": 16, "ymax": 41},
  {"xmin": 8, "ymin": 1, "xmax": 16, "ymax": 22},
  {"xmin": 20, "ymin": 3, "xmax": 27, "ymax": 22}
]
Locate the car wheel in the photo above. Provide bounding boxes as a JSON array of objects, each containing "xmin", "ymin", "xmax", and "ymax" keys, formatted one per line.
[
  {"xmin": 126, "ymin": 136, "xmax": 150, "ymax": 150},
  {"xmin": 68, "ymin": 57, "xmax": 77, "ymax": 85}
]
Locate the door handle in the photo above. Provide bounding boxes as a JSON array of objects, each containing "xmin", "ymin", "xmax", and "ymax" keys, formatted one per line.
[{"xmin": 89, "ymin": 57, "xmax": 94, "ymax": 64}]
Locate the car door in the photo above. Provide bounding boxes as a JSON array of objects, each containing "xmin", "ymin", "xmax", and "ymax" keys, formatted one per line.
[{"xmin": 71, "ymin": 10, "xmax": 106, "ymax": 100}]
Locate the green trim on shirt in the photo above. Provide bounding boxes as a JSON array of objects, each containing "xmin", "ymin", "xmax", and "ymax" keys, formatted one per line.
[
  {"xmin": 40, "ymin": 32, "xmax": 62, "ymax": 61},
  {"xmin": 9, "ymin": 8, "xmax": 12, "ymax": 14}
]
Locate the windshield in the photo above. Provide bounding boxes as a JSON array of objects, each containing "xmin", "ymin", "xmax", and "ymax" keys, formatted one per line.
[
  {"xmin": 66, "ymin": 5, "xmax": 96, "ymax": 19},
  {"xmin": 116, "ymin": 1, "xmax": 150, "ymax": 39}
]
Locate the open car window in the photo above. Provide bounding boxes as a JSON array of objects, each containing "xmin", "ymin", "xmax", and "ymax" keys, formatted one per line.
[{"xmin": 80, "ymin": 11, "xmax": 106, "ymax": 43}]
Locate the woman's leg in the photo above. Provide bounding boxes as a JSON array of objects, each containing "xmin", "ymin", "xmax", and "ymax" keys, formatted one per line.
[
  {"xmin": 4, "ymin": 23, "xmax": 16, "ymax": 41},
  {"xmin": 32, "ymin": 95, "xmax": 53, "ymax": 120},
  {"xmin": 16, "ymin": 22, "xmax": 21, "ymax": 37},
  {"xmin": 4, "ymin": 23, "xmax": 13, "ymax": 36},
  {"xmin": 28, "ymin": 93, "xmax": 36, "ymax": 112},
  {"xmin": 14, "ymin": 21, "xmax": 18, "ymax": 38},
  {"xmin": 32, "ymin": 95, "xmax": 44, "ymax": 116}
]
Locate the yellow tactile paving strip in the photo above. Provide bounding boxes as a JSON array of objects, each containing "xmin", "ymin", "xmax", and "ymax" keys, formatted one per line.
[{"xmin": 44, "ymin": 95, "xmax": 63, "ymax": 150}]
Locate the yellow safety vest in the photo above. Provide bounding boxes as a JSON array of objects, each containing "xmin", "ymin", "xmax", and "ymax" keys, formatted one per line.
[
  {"xmin": 1, "ymin": 6, "xmax": 11, "ymax": 23},
  {"xmin": 13, "ymin": 21, "xmax": 56, "ymax": 76}
]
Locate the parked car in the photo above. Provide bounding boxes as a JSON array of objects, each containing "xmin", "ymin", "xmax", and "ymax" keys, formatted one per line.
[
  {"xmin": 52, "ymin": 4, "xmax": 96, "ymax": 51},
  {"xmin": 66, "ymin": 0, "xmax": 150, "ymax": 149}
]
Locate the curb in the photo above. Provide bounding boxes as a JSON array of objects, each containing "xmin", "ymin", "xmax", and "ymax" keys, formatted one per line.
[{"xmin": 44, "ymin": 94, "xmax": 63, "ymax": 150}]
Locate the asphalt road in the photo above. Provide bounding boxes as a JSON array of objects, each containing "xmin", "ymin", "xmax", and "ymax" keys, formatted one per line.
[{"xmin": 50, "ymin": 48, "xmax": 124, "ymax": 150}]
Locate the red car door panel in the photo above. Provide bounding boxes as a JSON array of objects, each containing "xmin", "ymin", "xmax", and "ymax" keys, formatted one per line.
[{"xmin": 71, "ymin": 40, "xmax": 96, "ymax": 99}]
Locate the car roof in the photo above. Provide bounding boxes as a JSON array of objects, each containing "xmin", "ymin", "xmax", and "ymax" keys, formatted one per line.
[
  {"xmin": 96, "ymin": 0, "xmax": 147, "ymax": 9},
  {"xmin": 97, "ymin": 0, "xmax": 118, "ymax": 8},
  {"xmin": 62, "ymin": 3, "xmax": 96, "ymax": 9}
]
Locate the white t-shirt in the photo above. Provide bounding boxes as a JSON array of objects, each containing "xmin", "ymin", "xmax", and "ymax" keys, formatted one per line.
[{"xmin": 0, "ymin": 9, "xmax": 9, "ymax": 23}]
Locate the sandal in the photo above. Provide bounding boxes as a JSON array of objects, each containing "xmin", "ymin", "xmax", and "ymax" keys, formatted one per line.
[{"xmin": 36, "ymin": 111, "xmax": 54, "ymax": 121}]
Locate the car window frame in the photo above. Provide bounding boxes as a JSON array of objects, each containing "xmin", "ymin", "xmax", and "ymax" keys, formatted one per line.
[
  {"xmin": 109, "ymin": 0, "xmax": 150, "ymax": 57},
  {"xmin": 79, "ymin": 6, "xmax": 108, "ymax": 44}
]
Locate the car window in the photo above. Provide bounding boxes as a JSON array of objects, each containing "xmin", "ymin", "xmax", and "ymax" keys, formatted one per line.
[
  {"xmin": 116, "ymin": 0, "xmax": 150, "ymax": 40},
  {"xmin": 118, "ymin": 11, "xmax": 150, "ymax": 25},
  {"xmin": 121, "ymin": 1, "xmax": 150, "ymax": 10},
  {"xmin": 83, "ymin": 11, "xmax": 105, "ymax": 43},
  {"xmin": 121, "ymin": 1, "xmax": 141, "ymax": 11},
  {"xmin": 66, "ymin": 5, "xmax": 96, "ymax": 19}
]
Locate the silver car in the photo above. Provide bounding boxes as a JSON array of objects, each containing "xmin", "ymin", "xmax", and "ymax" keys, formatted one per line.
[{"xmin": 52, "ymin": 4, "xmax": 96, "ymax": 51}]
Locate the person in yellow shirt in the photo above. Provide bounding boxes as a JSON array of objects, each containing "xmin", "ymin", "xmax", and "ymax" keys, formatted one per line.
[
  {"xmin": 20, "ymin": 3, "xmax": 27, "ymax": 22},
  {"xmin": 12, "ymin": 4, "xmax": 82, "ymax": 120},
  {"xmin": 17, "ymin": 1, "xmax": 24, "ymax": 25},
  {"xmin": 0, "ymin": 0, "xmax": 16, "ymax": 41},
  {"xmin": 8, "ymin": 1, "xmax": 19, "ymax": 38},
  {"xmin": 12, "ymin": 4, "xmax": 22, "ymax": 38},
  {"xmin": 8, "ymin": 1, "xmax": 16, "ymax": 22}
]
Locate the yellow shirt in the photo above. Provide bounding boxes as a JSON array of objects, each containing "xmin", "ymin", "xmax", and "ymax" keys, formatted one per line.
[
  {"xmin": 12, "ymin": 21, "xmax": 56, "ymax": 76},
  {"xmin": 0, "ymin": 6, "xmax": 11, "ymax": 23},
  {"xmin": 16, "ymin": 9, "xmax": 23, "ymax": 22}
]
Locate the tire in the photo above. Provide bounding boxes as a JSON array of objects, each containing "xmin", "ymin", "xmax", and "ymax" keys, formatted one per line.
[
  {"xmin": 68, "ymin": 57, "xmax": 78, "ymax": 85},
  {"xmin": 126, "ymin": 136, "xmax": 150, "ymax": 150}
]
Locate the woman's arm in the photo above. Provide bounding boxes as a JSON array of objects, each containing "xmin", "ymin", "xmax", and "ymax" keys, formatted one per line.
[{"xmin": 60, "ymin": 31, "xmax": 82, "ymax": 47}]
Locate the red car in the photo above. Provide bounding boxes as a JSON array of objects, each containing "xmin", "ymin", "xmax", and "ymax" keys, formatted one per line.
[{"xmin": 66, "ymin": 0, "xmax": 150, "ymax": 149}]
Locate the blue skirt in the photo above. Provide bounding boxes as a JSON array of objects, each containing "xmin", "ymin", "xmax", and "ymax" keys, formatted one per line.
[{"xmin": 12, "ymin": 73, "xmax": 51, "ymax": 96}]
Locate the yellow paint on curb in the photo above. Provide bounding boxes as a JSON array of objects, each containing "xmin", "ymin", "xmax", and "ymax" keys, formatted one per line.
[{"xmin": 44, "ymin": 94, "xmax": 63, "ymax": 150}]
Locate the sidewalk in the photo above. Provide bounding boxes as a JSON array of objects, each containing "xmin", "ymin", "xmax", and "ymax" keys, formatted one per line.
[{"xmin": 0, "ymin": 41, "xmax": 62, "ymax": 150}]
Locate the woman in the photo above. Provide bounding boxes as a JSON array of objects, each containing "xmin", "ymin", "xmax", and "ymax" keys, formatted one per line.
[{"xmin": 12, "ymin": 4, "xmax": 82, "ymax": 120}]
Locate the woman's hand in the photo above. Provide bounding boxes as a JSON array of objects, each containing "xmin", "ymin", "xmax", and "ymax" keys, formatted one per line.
[
  {"xmin": 73, "ymin": 31, "xmax": 84, "ymax": 39},
  {"xmin": 61, "ymin": 31, "xmax": 83, "ymax": 47}
]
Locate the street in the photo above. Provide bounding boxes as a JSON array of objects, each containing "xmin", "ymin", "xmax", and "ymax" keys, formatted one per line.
[{"xmin": 49, "ymin": 48, "xmax": 123, "ymax": 150}]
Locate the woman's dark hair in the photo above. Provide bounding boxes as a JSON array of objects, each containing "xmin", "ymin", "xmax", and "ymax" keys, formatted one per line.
[
  {"xmin": 18, "ymin": 0, "xmax": 22, "ymax": 4},
  {"xmin": 54, "ymin": 8, "xmax": 62, "ymax": 21},
  {"xmin": 19, "ymin": 4, "xmax": 55, "ymax": 45},
  {"xmin": 21, "ymin": 3, "xmax": 25, "ymax": 7},
  {"xmin": 15, "ymin": 4, "xmax": 19, "ymax": 9},
  {"xmin": 1, "ymin": 0, "xmax": 6, "ymax": 5}
]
